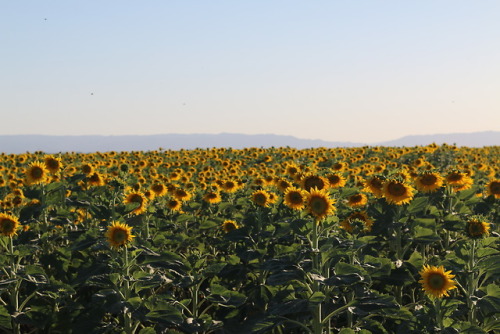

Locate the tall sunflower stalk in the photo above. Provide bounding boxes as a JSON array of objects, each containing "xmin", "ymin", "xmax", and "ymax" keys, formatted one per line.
[{"xmin": 106, "ymin": 222, "xmax": 138, "ymax": 334}]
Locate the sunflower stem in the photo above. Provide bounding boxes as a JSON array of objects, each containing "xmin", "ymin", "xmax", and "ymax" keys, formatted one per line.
[
  {"xmin": 434, "ymin": 297, "xmax": 443, "ymax": 329},
  {"xmin": 123, "ymin": 247, "xmax": 133, "ymax": 334},
  {"xmin": 8, "ymin": 237, "xmax": 20, "ymax": 334},
  {"xmin": 311, "ymin": 219, "xmax": 322, "ymax": 334},
  {"xmin": 466, "ymin": 239, "xmax": 477, "ymax": 325}
]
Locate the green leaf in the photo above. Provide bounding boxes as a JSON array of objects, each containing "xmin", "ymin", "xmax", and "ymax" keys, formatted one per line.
[
  {"xmin": 339, "ymin": 329, "xmax": 356, "ymax": 334},
  {"xmin": 412, "ymin": 226, "xmax": 440, "ymax": 244},
  {"xmin": 199, "ymin": 220, "xmax": 219, "ymax": 229},
  {"xmin": 0, "ymin": 305, "xmax": 12, "ymax": 330},
  {"xmin": 207, "ymin": 284, "xmax": 247, "ymax": 307},
  {"xmin": 407, "ymin": 250, "xmax": 423, "ymax": 269},
  {"xmin": 146, "ymin": 303, "xmax": 183, "ymax": 326},
  {"xmin": 407, "ymin": 197, "xmax": 429, "ymax": 214},
  {"xmin": 309, "ymin": 292, "xmax": 326, "ymax": 304},
  {"xmin": 138, "ymin": 328, "xmax": 156, "ymax": 334}
]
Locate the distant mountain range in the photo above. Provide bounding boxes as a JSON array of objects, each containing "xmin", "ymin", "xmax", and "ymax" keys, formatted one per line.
[{"xmin": 0, "ymin": 131, "xmax": 499, "ymax": 153}]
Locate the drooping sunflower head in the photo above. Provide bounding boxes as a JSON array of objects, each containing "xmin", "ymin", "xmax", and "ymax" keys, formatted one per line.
[
  {"xmin": 414, "ymin": 171, "xmax": 444, "ymax": 193},
  {"xmin": 306, "ymin": 188, "xmax": 336, "ymax": 221},
  {"xmin": 105, "ymin": 221, "xmax": 134, "ymax": 249},
  {"xmin": 25, "ymin": 162, "xmax": 49, "ymax": 185},
  {"xmin": 252, "ymin": 190, "xmax": 271, "ymax": 207},
  {"xmin": 0, "ymin": 213, "xmax": 20, "ymax": 237},
  {"xmin": 284, "ymin": 187, "xmax": 307, "ymax": 211},
  {"xmin": 382, "ymin": 179, "xmax": 415, "ymax": 205},
  {"xmin": 221, "ymin": 220, "xmax": 239, "ymax": 233},
  {"xmin": 419, "ymin": 265, "xmax": 457, "ymax": 298},
  {"xmin": 486, "ymin": 180, "xmax": 500, "ymax": 199},
  {"xmin": 340, "ymin": 211, "xmax": 374, "ymax": 233},
  {"xmin": 44, "ymin": 155, "xmax": 62, "ymax": 173},
  {"xmin": 466, "ymin": 217, "xmax": 490, "ymax": 238}
]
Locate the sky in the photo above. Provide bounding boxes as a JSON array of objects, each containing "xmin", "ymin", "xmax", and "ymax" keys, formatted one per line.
[{"xmin": 1, "ymin": 1, "xmax": 499, "ymax": 144}]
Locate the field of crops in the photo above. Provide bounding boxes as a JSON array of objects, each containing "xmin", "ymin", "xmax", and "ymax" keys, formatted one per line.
[{"xmin": 0, "ymin": 144, "xmax": 498, "ymax": 334}]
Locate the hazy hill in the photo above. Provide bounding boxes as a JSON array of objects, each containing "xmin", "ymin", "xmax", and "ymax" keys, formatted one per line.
[{"xmin": 0, "ymin": 131, "xmax": 498, "ymax": 153}]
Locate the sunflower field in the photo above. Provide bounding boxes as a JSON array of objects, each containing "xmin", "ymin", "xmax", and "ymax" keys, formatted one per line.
[{"xmin": 0, "ymin": 144, "xmax": 499, "ymax": 334}]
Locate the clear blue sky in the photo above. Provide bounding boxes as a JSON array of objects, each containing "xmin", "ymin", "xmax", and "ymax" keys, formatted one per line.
[{"xmin": 1, "ymin": 1, "xmax": 499, "ymax": 143}]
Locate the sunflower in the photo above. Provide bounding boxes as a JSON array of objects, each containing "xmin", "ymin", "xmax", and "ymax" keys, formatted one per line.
[
  {"xmin": 44, "ymin": 155, "xmax": 62, "ymax": 173},
  {"xmin": 414, "ymin": 172, "xmax": 443, "ymax": 193},
  {"xmin": 363, "ymin": 176, "xmax": 384, "ymax": 198},
  {"xmin": 123, "ymin": 190, "xmax": 148, "ymax": 215},
  {"xmin": 326, "ymin": 173, "xmax": 347, "ymax": 189},
  {"xmin": 150, "ymin": 183, "xmax": 168, "ymax": 197},
  {"xmin": 300, "ymin": 174, "xmax": 330, "ymax": 191},
  {"xmin": 445, "ymin": 170, "xmax": 473, "ymax": 192},
  {"xmin": 382, "ymin": 179, "xmax": 415, "ymax": 205},
  {"xmin": 466, "ymin": 217, "xmax": 490, "ymax": 238},
  {"xmin": 0, "ymin": 213, "xmax": 20, "ymax": 237},
  {"xmin": 419, "ymin": 265, "xmax": 457, "ymax": 298},
  {"xmin": 283, "ymin": 187, "xmax": 307, "ymax": 210},
  {"xmin": 25, "ymin": 162, "xmax": 49, "ymax": 185},
  {"xmin": 340, "ymin": 211, "xmax": 374, "ymax": 233},
  {"xmin": 251, "ymin": 190, "xmax": 271, "ymax": 207},
  {"xmin": 166, "ymin": 198, "xmax": 183, "ymax": 212},
  {"xmin": 173, "ymin": 188, "xmax": 192, "ymax": 202},
  {"xmin": 346, "ymin": 193, "xmax": 368, "ymax": 208},
  {"xmin": 105, "ymin": 221, "xmax": 134, "ymax": 248},
  {"xmin": 222, "ymin": 220, "xmax": 239, "ymax": 233},
  {"xmin": 81, "ymin": 163, "xmax": 94, "ymax": 175},
  {"xmin": 203, "ymin": 191, "xmax": 222, "ymax": 204},
  {"xmin": 275, "ymin": 178, "xmax": 292, "ymax": 192},
  {"xmin": 87, "ymin": 172, "xmax": 105, "ymax": 187},
  {"xmin": 221, "ymin": 180, "xmax": 239, "ymax": 193},
  {"xmin": 485, "ymin": 180, "xmax": 500, "ymax": 199},
  {"xmin": 306, "ymin": 188, "xmax": 336, "ymax": 221}
]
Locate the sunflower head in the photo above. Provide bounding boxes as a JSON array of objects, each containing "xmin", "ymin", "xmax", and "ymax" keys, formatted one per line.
[
  {"xmin": 419, "ymin": 265, "xmax": 457, "ymax": 298},
  {"xmin": 486, "ymin": 180, "xmax": 500, "ymax": 199},
  {"xmin": 0, "ymin": 213, "xmax": 20, "ymax": 237},
  {"xmin": 44, "ymin": 155, "xmax": 62, "ymax": 173},
  {"xmin": 466, "ymin": 217, "xmax": 490, "ymax": 238},
  {"xmin": 306, "ymin": 188, "xmax": 336, "ymax": 221},
  {"xmin": 123, "ymin": 190, "xmax": 148, "ymax": 215},
  {"xmin": 25, "ymin": 162, "xmax": 49, "ymax": 185},
  {"xmin": 382, "ymin": 179, "xmax": 415, "ymax": 205},
  {"xmin": 87, "ymin": 172, "xmax": 105, "ymax": 187},
  {"xmin": 340, "ymin": 211, "xmax": 374, "ymax": 233},
  {"xmin": 167, "ymin": 198, "xmax": 183, "ymax": 212},
  {"xmin": 300, "ymin": 173, "xmax": 330, "ymax": 192},
  {"xmin": 363, "ymin": 175, "xmax": 385, "ymax": 198},
  {"xmin": 346, "ymin": 193, "xmax": 368, "ymax": 208},
  {"xmin": 414, "ymin": 171, "xmax": 444, "ymax": 193},
  {"xmin": 284, "ymin": 187, "xmax": 307, "ymax": 211},
  {"xmin": 203, "ymin": 191, "xmax": 222, "ymax": 204},
  {"xmin": 326, "ymin": 173, "xmax": 346, "ymax": 189},
  {"xmin": 105, "ymin": 221, "xmax": 134, "ymax": 248},
  {"xmin": 252, "ymin": 190, "xmax": 271, "ymax": 207},
  {"xmin": 222, "ymin": 220, "xmax": 239, "ymax": 233}
]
